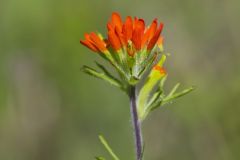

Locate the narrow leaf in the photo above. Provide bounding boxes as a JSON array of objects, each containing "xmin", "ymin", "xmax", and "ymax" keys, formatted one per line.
[
  {"xmin": 81, "ymin": 65, "xmax": 122, "ymax": 88},
  {"xmin": 95, "ymin": 62, "xmax": 121, "ymax": 84},
  {"xmin": 149, "ymin": 98, "xmax": 163, "ymax": 112},
  {"xmin": 166, "ymin": 83, "xmax": 180, "ymax": 98},
  {"xmin": 147, "ymin": 89, "xmax": 162, "ymax": 108},
  {"xmin": 140, "ymin": 89, "xmax": 163, "ymax": 121},
  {"xmin": 98, "ymin": 135, "xmax": 120, "ymax": 160},
  {"xmin": 147, "ymin": 86, "xmax": 195, "ymax": 113},
  {"xmin": 162, "ymin": 86, "xmax": 195, "ymax": 105},
  {"xmin": 160, "ymin": 75, "xmax": 167, "ymax": 89}
]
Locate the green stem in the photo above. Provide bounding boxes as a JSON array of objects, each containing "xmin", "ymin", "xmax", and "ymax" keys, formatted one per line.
[{"xmin": 129, "ymin": 86, "xmax": 143, "ymax": 160}]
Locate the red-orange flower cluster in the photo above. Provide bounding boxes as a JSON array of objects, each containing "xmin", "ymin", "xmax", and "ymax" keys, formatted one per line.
[
  {"xmin": 80, "ymin": 12, "xmax": 164, "ymax": 56},
  {"xmin": 107, "ymin": 12, "xmax": 164, "ymax": 55}
]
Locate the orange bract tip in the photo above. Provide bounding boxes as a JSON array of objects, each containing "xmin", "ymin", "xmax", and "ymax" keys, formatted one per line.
[
  {"xmin": 133, "ymin": 17, "xmax": 138, "ymax": 28},
  {"xmin": 153, "ymin": 65, "xmax": 166, "ymax": 74},
  {"xmin": 111, "ymin": 12, "xmax": 123, "ymax": 31},
  {"xmin": 107, "ymin": 22, "xmax": 114, "ymax": 31},
  {"xmin": 132, "ymin": 19, "xmax": 145, "ymax": 50},
  {"xmin": 147, "ymin": 22, "xmax": 164, "ymax": 51},
  {"xmin": 80, "ymin": 39, "xmax": 99, "ymax": 52},
  {"xmin": 123, "ymin": 16, "xmax": 133, "ymax": 42},
  {"xmin": 142, "ymin": 18, "xmax": 158, "ymax": 47},
  {"xmin": 89, "ymin": 32, "xmax": 107, "ymax": 52},
  {"xmin": 157, "ymin": 36, "xmax": 164, "ymax": 46},
  {"xmin": 108, "ymin": 29, "xmax": 121, "ymax": 51},
  {"xmin": 116, "ymin": 27, "xmax": 127, "ymax": 47},
  {"xmin": 148, "ymin": 19, "xmax": 158, "ymax": 39}
]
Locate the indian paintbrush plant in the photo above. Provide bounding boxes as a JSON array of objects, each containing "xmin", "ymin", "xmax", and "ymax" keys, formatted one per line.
[{"xmin": 80, "ymin": 12, "xmax": 194, "ymax": 160}]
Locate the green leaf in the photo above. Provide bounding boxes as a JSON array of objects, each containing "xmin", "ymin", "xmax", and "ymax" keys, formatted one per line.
[
  {"xmin": 98, "ymin": 135, "xmax": 120, "ymax": 160},
  {"xmin": 149, "ymin": 98, "xmax": 163, "ymax": 112},
  {"xmin": 138, "ymin": 53, "xmax": 155, "ymax": 78},
  {"xmin": 162, "ymin": 86, "xmax": 195, "ymax": 105},
  {"xmin": 95, "ymin": 157, "xmax": 104, "ymax": 160},
  {"xmin": 166, "ymin": 83, "xmax": 180, "ymax": 98},
  {"xmin": 137, "ymin": 77, "xmax": 158, "ymax": 120},
  {"xmin": 160, "ymin": 75, "xmax": 167, "ymax": 89},
  {"xmin": 147, "ymin": 76, "xmax": 167, "ymax": 107},
  {"xmin": 146, "ymin": 85, "xmax": 195, "ymax": 115},
  {"xmin": 95, "ymin": 62, "xmax": 121, "ymax": 84},
  {"xmin": 140, "ymin": 87, "xmax": 164, "ymax": 121},
  {"xmin": 137, "ymin": 64, "xmax": 166, "ymax": 120},
  {"xmin": 147, "ymin": 89, "xmax": 162, "ymax": 107},
  {"xmin": 81, "ymin": 65, "xmax": 122, "ymax": 89}
]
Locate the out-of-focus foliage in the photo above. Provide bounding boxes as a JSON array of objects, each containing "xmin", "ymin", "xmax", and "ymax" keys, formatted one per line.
[{"xmin": 0, "ymin": 0, "xmax": 240, "ymax": 160}]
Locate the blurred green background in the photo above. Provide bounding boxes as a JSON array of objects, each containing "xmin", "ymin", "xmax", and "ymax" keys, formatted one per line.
[{"xmin": 0, "ymin": 0, "xmax": 240, "ymax": 159}]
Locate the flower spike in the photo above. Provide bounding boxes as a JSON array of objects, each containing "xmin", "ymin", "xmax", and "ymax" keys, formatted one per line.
[{"xmin": 80, "ymin": 12, "xmax": 194, "ymax": 160}]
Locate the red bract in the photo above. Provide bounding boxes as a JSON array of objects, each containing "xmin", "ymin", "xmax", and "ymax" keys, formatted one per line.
[
  {"xmin": 80, "ymin": 32, "xmax": 107, "ymax": 53},
  {"xmin": 147, "ymin": 23, "xmax": 164, "ymax": 51}
]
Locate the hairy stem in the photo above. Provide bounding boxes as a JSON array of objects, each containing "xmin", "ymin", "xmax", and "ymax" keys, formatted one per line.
[{"xmin": 129, "ymin": 85, "xmax": 143, "ymax": 160}]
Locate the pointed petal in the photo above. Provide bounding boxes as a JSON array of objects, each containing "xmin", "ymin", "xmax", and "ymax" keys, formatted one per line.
[
  {"xmin": 80, "ymin": 39, "xmax": 99, "ymax": 52},
  {"xmin": 107, "ymin": 21, "xmax": 114, "ymax": 31},
  {"xmin": 122, "ymin": 16, "xmax": 133, "ymax": 42},
  {"xmin": 108, "ymin": 29, "xmax": 121, "ymax": 51},
  {"xmin": 80, "ymin": 33, "xmax": 100, "ymax": 52},
  {"xmin": 141, "ymin": 19, "xmax": 157, "ymax": 47},
  {"xmin": 147, "ymin": 23, "xmax": 164, "ymax": 51},
  {"xmin": 89, "ymin": 32, "xmax": 107, "ymax": 52},
  {"xmin": 132, "ymin": 19, "xmax": 145, "ymax": 50},
  {"xmin": 115, "ymin": 27, "xmax": 127, "ymax": 47},
  {"xmin": 111, "ymin": 12, "xmax": 123, "ymax": 31},
  {"xmin": 133, "ymin": 17, "xmax": 138, "ymax": 29}
]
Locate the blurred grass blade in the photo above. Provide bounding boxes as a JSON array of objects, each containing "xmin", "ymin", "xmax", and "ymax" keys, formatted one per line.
[
  {"xmin": 81, "ymin": 65, "xmax": 122, "ymax": 88},
  {"xmin": 98, "ymin": 135, "xmax": 120, "ymax": 160}
]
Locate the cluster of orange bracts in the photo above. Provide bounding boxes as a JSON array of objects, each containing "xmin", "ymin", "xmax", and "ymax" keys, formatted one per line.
[{"xmin": 80, "ymin": 12, "xmax": 164, "ymax": 56}]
